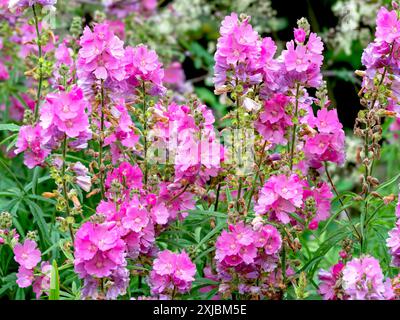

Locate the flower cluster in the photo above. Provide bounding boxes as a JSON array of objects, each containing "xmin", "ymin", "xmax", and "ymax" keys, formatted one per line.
[
  {"xmin": 304, "ymin": 108, "xmax": 346, "ymax": 169},
  {"xmin": 387, "ymin": 196, "xmax": 400, "ymax": 267},
  {"xmin": 214, "ymin": 222, "xmax": 282, "ymax": 297},
  {"xmin": 149, "ymin": 250, "xmax": 196, "ymax": 295},
  {"xmin": 318, "ymin": 255, "xmax": 394, "ymax": 300},
  {"xmin": 13, "ymin": 239, "xmax": 52, "ymax": 299},
  {"xmin": 255, "ymin": 173, "xmax": 333, "ymax": 228}
]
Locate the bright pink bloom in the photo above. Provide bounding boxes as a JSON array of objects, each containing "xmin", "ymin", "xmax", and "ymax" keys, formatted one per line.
[
  {"xmin": 149, "ymin": 250, "xmax": 196, "ymax": 295},
  {"xmin": 255, "ymin": 174, "xmax": 304, "ymax": 224},
  {"xmin": 0, "ymin": 60, "xmax": 9, "ymax": 80},
  {"xmin": 318, "ymin": 262, "xmax": 344, "ymax": 300},
  {"xmin": 124, "ymin": 44, "xmax": 165, "ymax": 95},
  {"xmin": 294, "ymin": 28, "xmax": 306, "ymax": 43},
  {"xmin": 213, "ymin": 13, "xmax": 262, "ymax": 89},
  {"xmin": 40, "ymin": 86, "xmax": 90, "ymax": 138},
  {"xmin": 74, "ymin": 221, "xmax": 126, "ymax": 278},
  {"xmin": 13, "ymin": 239, "xmax": 41, "ymax": 269},
  {"xmin": 77, "ymin": 23, "xmax": 126, "ymax": 82},
  {"xmin": 376, "ymin": 7, "xmax": 400, "ymax": 44},
  {"xmin": 15, "ymin": 124, "xmax": 50, "ymax": 168},
  {"xmin": 342, "ymin": 256, "xmax": 394, "ymax": 300},
  {"xmin": 16, "ymin": 266, "xmax": 34, "ymax": 288}
]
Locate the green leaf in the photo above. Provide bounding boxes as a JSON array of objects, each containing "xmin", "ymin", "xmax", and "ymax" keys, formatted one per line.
[
  {"xmin": 49, "ymin": 260, "xmax": 60, "ymax": 300},
  {"xmin": 0, "ymin": 123, "xmax": 20, "ymax": 132},
  {"xmin": 25, "ymin": 199, "xmax": 50, "ymax": 243}
]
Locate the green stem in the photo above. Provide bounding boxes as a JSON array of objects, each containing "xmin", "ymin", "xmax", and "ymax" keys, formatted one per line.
[
  {"xmin": 324, "ymin": 163, "xmax": 361, "ymax": 241},
  {"xmin": 32, "ymin": 4, "xmax": 43, "ymax": 122},
  {"xmin": 142, "ymin": 81, "xmax": 148, "ymax": 187},
  {"xmin": 246, "ymin": 141, "xmax": 267, "ymax": 212},
  {"xmin": 62, "ymin": 135, "xmax": 74, "ymax": 243},
  {"xmin": 99, "ymin": 81, "xmax": 105, "ymax": 199},
  {"xmin": 289, "ymin": 83, "xmax": 301, "ymax": 170}
]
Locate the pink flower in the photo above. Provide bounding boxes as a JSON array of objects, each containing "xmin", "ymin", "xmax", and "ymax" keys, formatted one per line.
[
  {"xmin": 0, "ymin": 60, "xmax": 9, "ymax": 80},
  {"xmin": 15, "ymin": 124, "xmax": 50, "ymax": 169},
  {"xmin": 255, "ymin": 225, "xmax": 282, "ymax": 255},
  {"xmin": 164, "ymin": 62, "xmax": 185, "ymax": 86},
  {"xmin": 13, "ymin": 239, "xmax": 41, "ymax": 269},
  {"xmin": 255, "ymin": 174, "xmax": 304, "ymax": 224},
  {"xmin": 318, "ymin": 262, "xmax": 344, "ymax": 300},
  {"xmin": 342, "ymin": 256, "xmax": 394, "ymax": 300},
  {"xmin": 124, "ymin": 44, "xmax": 165, "ymax": 95},
  {"xmin": 40, "ymin": 86, "xmax": 90, "ymax": 139},
  {"xmin": 376, "ymin": 7, "xmax": 400, "ymax": 44},
  {"xmin": 105, "ymin": 162, "xmax": 143, "ymax": 198},
  {"xmin": 255, "ymin": 93, "xmax": 292, "ymax": 145},
  {"xmin": 387, "ymin": 221, "xmax": 400, "ymax": 267},
  {"xmin": 302, "ymin": 182, "xmax": 333, "ymax": 223},
  {"xmin": 32, "ymin": 262, "xmax": 52, "ymax": 299},
  {"xmin": 74, "ymin": 221, "xmax": 126, "ymax": 278},
  {"xmin": 213, "ymin": 13, "xmax": 262, "ymax": 89},
  {"xmin": 16, "ymin": 266, "xmax": 34, "ymax": 288},
  {"xmin": 149, "ymin": 250, "xmax": 196, "ymax": 295},
  {"xmin": 304, "ymin": 108, "xmax": 345, "ymax": 168},
  {"xmin": 77, "ymin": 23, "xmax": 126, "ymax": 82},
  {"xmin": 122, "ymin": 197, "xmax": 150, "ymax": 232},
  {"xmin": 294, "ymin": 28, "xmax": 306, "ymax": 43}
]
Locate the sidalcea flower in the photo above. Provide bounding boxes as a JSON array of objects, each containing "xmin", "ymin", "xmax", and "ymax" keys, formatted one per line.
[
  {"xmin": 318, "ymin": 262, "xmax": 344, "ymax": 300},
  {"xmin": 74, "ymin": 221, "xmax": 126, "ymax": 278},
  {"xmin": 13, "ymin": 239, "xmax": 41, "ymax": 269},
  {"xmin": 77, "ymin": 23, "xmax": 126, "ymax": 82},
  {"xmin": 213, "ymin": 13, "xmax": 262, "ymax": 90},
  {"xmin": 16, "ymin": 266, "xmax": 34, "ymax": 288},
  {"xmin": 387, "ymin": 220, "xmax": 400, "ymax": 267},
  {"xmin": 15, "ymin": 124, "xmax": 50, "ymax": 169},
  {"xmin": 215, "ymin": 222, "xmax": 281, "ymax": 269},
  {"xmin": 124, "ymin": 44, "xmax": 165, "ymax": 95},
  {"xmin": 255, "ymin": 93, "xmax": 292, "ymax": 145},
  {"xmin": 375, "ymin": 7, "xmax": 400, "ymax": 44},
  {"xmin": 32, "ymin": 262, "xmax": 52, "ymax": 299},
  {"xmin": 281, "ymin": 29, "xmax": 324, "ymax": 88},
  {"xmin": 0, "ymin": 60, "xmax": 9, "ymax": 81},
  {"xmin": 149, "ymin": 250, "xmax": 196, "ymax": 295},
  {"xmin": 40, "ymin": 86, "xmax": 90, "ymax": 139},
  {"xmin": 304, "ymin": 108, "xmax": 345, "ymax": 168},
  {"xmin": 8, "ymin": 0, "xmax": 56, "ymax": 12},
  {"xmin": 254, "ymin": 174, "xmax": 304, "ymax": 224},
  {"xmin": 105, "ymin": 161, "xmax": 143, "ymax": 197},
  {"xmin": 342, "ymin": 256, "xmax": 394, "ymax": 300}
]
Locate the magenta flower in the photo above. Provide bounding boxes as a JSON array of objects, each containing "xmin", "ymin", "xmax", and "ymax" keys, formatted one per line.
[
  {"xmin": 376, "ymin": 7, "xmax": 400, "ymax": 44},
  {"xmin": 13, "ymin": 239, "xmax": 41, "ymax": 269},
  {"xmin": 124, "ymin": 44, "xmax": 165, "ymax": 95},
  {"xmin": 304, "ymin": 108, "xmax": 345, "ymax": 168},
  {"xmin": 213, "ymin": 13, "xmax": 262, "ymax": 89},
  {"xmin": 16, "ymin": 266, "xmax": 34, "ymax": 288},
  {"xmin": 387, "ymin": 221, "xmax": 400, "ymax": 267},
  {"xmin": 318, "ymin": 262, "xmax": 344, "ymax": 300},
  {"xmin": 74, "ymin": 221, "xmax": 126, "ymax": 278},
  {"xmin": 149, "ymin": 250, "xmax": 196, "ymax": 295},
  {"xmin": 342, "ymin": 256, "xmax": 394, "ymax": 300},
  {"xmin": 255, "ymin": 93, "xmax": 292, "ymax": 145},
  {"xmin": 40, "ymin": 86, "xmax": 90, "ymax": 139},
  {"xmin": 77, "ymin": 23, "xmax": 126, "ymax": 82},
  {"xmin": 255, "ymin": 174, "xmax": 304, "ymax": 224},
  {"xmin": 122, "ymin": 197, "xmax": 150, "ymax": 232},
  {"xmin": 15, "ymin": 124, "xmax": 50, "ymax": 169}
]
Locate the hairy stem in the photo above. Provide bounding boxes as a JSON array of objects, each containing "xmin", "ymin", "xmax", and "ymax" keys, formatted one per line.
[
  {"xmin": 324, "ymin": 162, "xmax": 361, "ymax": 242},
  {"xmin": 99, "ymin": 80, "xmax": 105, "ymax": 199},
  {"xmin": 62, "ymin": 135, "xmax": 74, "ymax": 243},
  {"xmin": 32, "ymin": 5, "xmax": 43, "ymax": 122},
  {"xmin": 289, "ymin": 83, "xmax": 301, "ymax": 170}
]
